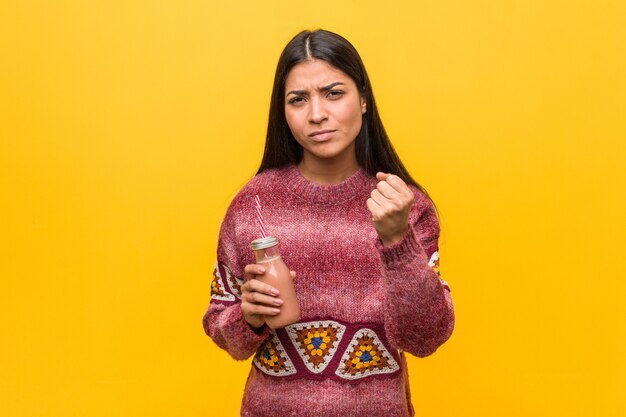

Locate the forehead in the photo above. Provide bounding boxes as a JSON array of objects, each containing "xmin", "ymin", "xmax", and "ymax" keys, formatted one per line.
[{"xmin": 285, "ymin": 59, "xmax": 354, "ymax": 89}]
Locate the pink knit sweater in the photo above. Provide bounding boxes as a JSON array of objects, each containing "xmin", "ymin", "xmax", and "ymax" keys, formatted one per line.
[{"xmin": 203, "ymin": 165, "xmax": 454, "ymax": 417}]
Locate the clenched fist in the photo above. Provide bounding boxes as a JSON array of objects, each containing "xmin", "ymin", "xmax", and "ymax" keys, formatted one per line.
[{"xmin": 366, "ymin": 172, "xmax": 414, "ymax": 247}]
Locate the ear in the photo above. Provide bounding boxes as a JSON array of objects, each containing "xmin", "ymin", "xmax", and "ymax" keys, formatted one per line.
[{"xmin": 360, "ymin": 95, "xmax": 367, "ymax": 114}]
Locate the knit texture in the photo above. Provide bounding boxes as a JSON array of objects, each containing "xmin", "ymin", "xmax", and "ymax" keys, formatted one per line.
[{"xmin": 203, "ymin": 165, "xmax": 454, "ymax": 417}]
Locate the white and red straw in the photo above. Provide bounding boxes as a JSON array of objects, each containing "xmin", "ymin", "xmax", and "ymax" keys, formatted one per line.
[{"xmin": 255, "ymin": 194, "xmax": 267, "ymax": 238}]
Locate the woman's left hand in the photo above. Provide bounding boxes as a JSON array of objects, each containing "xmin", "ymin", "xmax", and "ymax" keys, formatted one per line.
[{"xmin": 366, "ymin": 172, "xmax": 414, "ymax": 247}]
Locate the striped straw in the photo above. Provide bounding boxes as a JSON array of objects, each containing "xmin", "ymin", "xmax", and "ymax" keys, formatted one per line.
[{"xmin": 255, "ymin": 194, "xmax": 267, "ymax": 238}]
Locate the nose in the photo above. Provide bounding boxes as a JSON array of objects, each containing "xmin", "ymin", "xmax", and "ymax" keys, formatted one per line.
[{"xmin": 307, "ymin": 96, "xmax": 328, "ymax": 124}]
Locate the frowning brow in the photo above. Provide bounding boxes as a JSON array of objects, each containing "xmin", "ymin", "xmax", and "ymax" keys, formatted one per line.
[{"xmin": 286, "ymin": 82, "xmax": 346, "ymax": 96}]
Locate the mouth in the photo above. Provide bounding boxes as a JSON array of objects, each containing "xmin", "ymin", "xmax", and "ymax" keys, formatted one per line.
[{"xmin": 308, "ymin": 130, "xmax": 337, "ymax": 142}]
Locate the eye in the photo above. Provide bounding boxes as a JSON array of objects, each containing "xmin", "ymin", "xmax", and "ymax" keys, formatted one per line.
[
  {"xmin": 287, "ymin": 96, "xmax": 306, "ymax": 105},
  {"xmin": 327, "ymin": 90, "xmax": 344, "ymax": 99}
]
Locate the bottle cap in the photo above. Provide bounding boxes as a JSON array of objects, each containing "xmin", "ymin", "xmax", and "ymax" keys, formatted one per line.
[{"xmin": 250, "ymin": 236, "xmax": 278, "ymax": 250}]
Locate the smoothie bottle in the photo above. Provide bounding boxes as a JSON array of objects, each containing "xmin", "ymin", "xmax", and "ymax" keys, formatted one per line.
[{"xmin": 250, "ymin": 236, "xmax": 300, "ymax": 329}]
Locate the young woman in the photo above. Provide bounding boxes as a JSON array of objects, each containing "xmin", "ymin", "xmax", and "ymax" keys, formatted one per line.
[{"xmin": 203, "ymin": 29, "xmax": 454, "ymax": 417}]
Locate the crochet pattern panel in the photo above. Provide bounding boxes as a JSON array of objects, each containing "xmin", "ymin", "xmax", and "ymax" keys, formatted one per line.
[
  {"xmin": 210, "ymin": 261, "xmax": 235, "ymax": 302},
  {"xmin": 286, "ymin": 321, "xmax": 346, "ymax": 374},
  {"xmin": 428, "ymin": 251, "xmax": 440, "ymax": 276},
  {"xmin": 253, "ymin": 320, "xmax": 402, "ymax": 384},
  {"xmin": 428, "ymin": 251, "xmax": 450, "ymax": 291},
  {"xmin": 253, "ymin": 332, "xmax": 297, "ymax": 377},
  {"xmin": 223, "ymin": 264, "xmax": 243, "ymax": 299},
  {"xmin": 334, "ymin": 328, "xmax": 400, "ymax": 380}
]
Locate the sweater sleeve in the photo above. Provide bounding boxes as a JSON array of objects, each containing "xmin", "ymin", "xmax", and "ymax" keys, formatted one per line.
[
  {"xmin": 202, "ymin": 202, "xmax": 270, "ymax": 360},
  {"xmin": 376, "ymin": 192, "xmax": 455, "ymax": 358}
]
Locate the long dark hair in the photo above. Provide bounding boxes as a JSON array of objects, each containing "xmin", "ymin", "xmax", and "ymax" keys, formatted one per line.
[{"xmin": 257, "ymin": 29, "xmax": 433, "ymax": 202}]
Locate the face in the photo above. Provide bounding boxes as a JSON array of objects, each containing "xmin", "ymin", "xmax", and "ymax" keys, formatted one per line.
[{"xmin": 284, "ymin": 59, "xmax": 366, "ymax": 165}]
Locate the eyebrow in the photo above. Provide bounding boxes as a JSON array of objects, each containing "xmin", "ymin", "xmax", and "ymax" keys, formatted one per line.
[{"xmin": 286, "ymin": 82, "xmax": 346, "ymax": 96}]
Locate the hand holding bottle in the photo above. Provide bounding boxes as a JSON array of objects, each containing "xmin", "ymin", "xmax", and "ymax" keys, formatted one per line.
[{"xmin": 240, "ymin": 263, "xmax": 296, "ymax": 329}]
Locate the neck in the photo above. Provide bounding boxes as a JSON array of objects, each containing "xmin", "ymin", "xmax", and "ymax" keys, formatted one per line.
[{"xmin": 298, "ymin": 153, "xmax": 360, "ymax": 185}]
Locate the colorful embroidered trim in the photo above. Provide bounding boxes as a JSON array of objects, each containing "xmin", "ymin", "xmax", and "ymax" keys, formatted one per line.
[
  {"xmin": 335, "ymin": 328, "xmax": 400, "ymax": 380},
  {"xmin": 428, "ymin": 251, "xmax": 440, "ymax": 276},
  {"xmin": 253, "ymin": 320, "xmax": 401, "ymax": 384},
  {"xmin": 223, "ymin": 264, "xmax": 243, "ymax": 299},
  {"xmin": 210, "ymin": 261, "xmax": 235, "ymax": 302},
  {"xmin": 252, "ymin": 332, "xmax": 297, "ymax": 377},
  {"xmin": 428, "ymin": 251, "xmax": 450, "ymax": 291},
  {"xmin": 286, "ymin": 321, "xmax": 346, "ymax": 374}
]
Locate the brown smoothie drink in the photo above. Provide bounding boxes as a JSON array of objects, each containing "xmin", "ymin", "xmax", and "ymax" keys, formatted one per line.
[{"xmin": 250, "ymin": 237, "xmax": 300, "ymax": 329}]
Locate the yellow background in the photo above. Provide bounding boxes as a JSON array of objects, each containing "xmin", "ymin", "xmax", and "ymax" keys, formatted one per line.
[{"xmin": 1, "ymin": 1, "xmax": 625, "ymax": 416}]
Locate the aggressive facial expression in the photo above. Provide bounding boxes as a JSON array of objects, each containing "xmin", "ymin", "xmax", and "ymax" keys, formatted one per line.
[{"xmin": 284, "ymin": 59, "xmax": 366, "ymax": 165}]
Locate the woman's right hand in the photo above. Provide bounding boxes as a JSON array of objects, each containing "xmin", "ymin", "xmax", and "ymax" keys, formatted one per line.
[{"xmin": 240, "ymin": 264, "xmax": 283, "ymax": 329}]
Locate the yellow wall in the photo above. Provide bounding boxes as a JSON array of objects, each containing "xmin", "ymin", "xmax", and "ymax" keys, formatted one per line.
[{"xmin": 1, "ymin": 1, "xmax": 624, "ymax": 416}]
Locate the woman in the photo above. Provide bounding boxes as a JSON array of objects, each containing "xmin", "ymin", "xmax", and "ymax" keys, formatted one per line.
[{"xmin": 203, "ymin": 29, "xmax": 454, "ymax": 417}]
